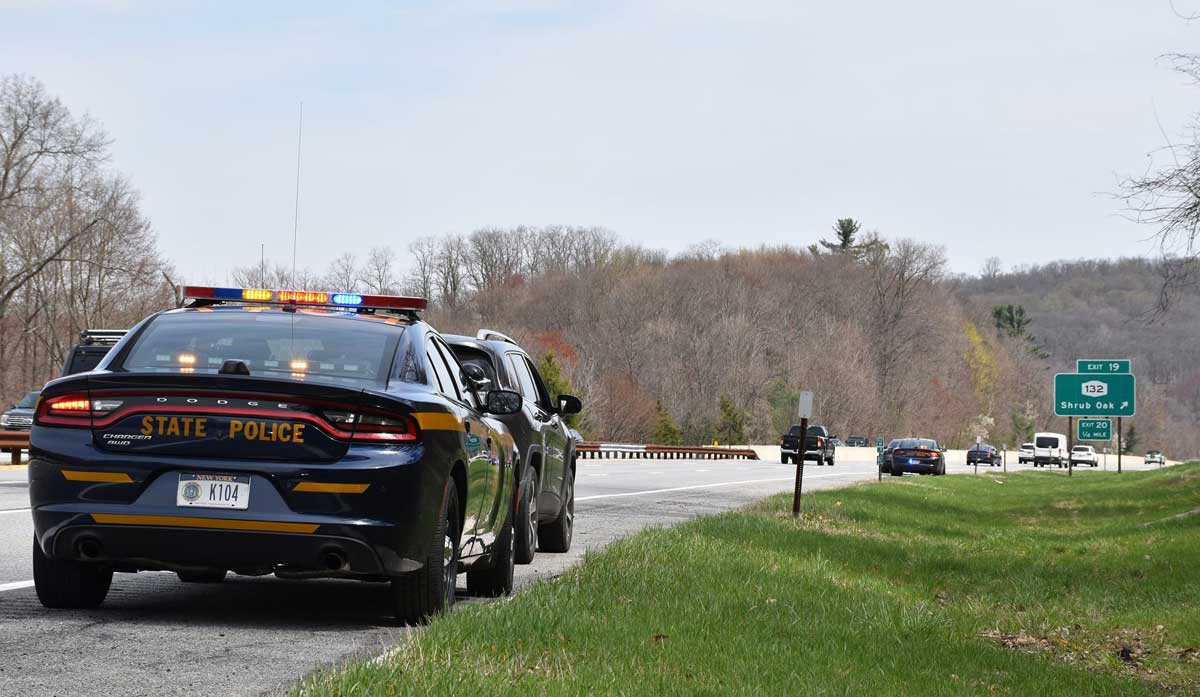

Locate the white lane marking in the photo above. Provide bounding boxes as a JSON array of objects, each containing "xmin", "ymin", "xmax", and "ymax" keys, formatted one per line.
[
  {"xmin": 0, "ymin": 580, "xmax": 33, "ymax": 593},
  {"xmin": 576, "ymin": 471, "xmax": 861, "ymax": 502},
  {"xmin": 0, "ymin": 508, "xmax": 29, "ymax": 515}
]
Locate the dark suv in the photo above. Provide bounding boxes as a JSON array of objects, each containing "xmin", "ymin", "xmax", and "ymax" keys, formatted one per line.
[
  {"xmin": 1, "ymin": 390, "xmax": 40, "ymax": 431},
  {"xmin": 446, "ymin": 330, "xmax": 581, "ymax": 565},
  {"xmin": 62, "ymin": 329, "xmax": 127, "ymax": 375}
]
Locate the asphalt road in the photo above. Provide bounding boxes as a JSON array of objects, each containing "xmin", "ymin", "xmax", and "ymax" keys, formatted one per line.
[{"xmin": 0, "ymin": 454, "xmax": 1166, "ymax": 696}]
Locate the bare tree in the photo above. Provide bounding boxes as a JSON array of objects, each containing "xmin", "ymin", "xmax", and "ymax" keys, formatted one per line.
[
  {"xmin": 323, "ymin": 252, "xmax": 359, "ymax": 291},
  {"xmin": 405, "ymin": 236, "xmax": 438, "ymax": 301},
  {"xmin": 359, "ymin": 246, "xmax": 398, "ymax": 294},
  {"xmin": 980, "ymin": 256, "xmax": 1003, "ymax": 280}
]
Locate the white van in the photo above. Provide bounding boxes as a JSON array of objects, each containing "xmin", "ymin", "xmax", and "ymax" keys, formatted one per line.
[{"xmin": 1033, "ymin": 432, "xmax": 1067, "ymax": 468}]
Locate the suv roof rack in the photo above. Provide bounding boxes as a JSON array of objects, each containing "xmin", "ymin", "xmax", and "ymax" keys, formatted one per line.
[
  {"xmin": 476, "ymin": 329, "xmax": 517, "ymax": 345},
  {"xmin": 79, "ymin": 329, "xmax": 128, "ymax": 345}
]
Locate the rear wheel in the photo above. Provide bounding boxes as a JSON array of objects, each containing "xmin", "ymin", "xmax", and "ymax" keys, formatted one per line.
[
  {"xmin": 781, "ymin": 453, "xmax": 790, "ymax": 465},
  {"xmin": 826, "ymin": 456, "xmax": 835, "ymax": 467},
  {"xmin": 33, "ymin": 536, "xmax": 113, "ymax": 609},
  {"xmin": 539, "ymin": 467, "xmax": 574, "ymax": 553},
  {"xmin": 391, "ymin": 484, "xmax": 459, "ymax": 625},
  {"xmin": 466, "ymin": 508, "xmax": 515, "ymax": 597},
  {"xmin": 513, "ymin": 465, "xmax": 538, "ymax": 565},
  {"xmin": 890, "ymin": 464, "xmax": 903, "ymax": 477}
]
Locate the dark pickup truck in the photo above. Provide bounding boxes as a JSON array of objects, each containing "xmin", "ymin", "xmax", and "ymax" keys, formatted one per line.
[{"xmin": 780, "ymin": 424, "xmax": 836, "ymax": 466}]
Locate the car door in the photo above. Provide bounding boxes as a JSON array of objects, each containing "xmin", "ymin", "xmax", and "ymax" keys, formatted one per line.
[
  {"xmin": 523, "ymin": 353, "xmax": 571, "ymax": 493},
  {"xmin": 506, "ymin": 352, "xmax": 565, "ymax": 513},
  {"xmin": 426, "ymin": 337, "xmax": 497, "ymax": 557}
]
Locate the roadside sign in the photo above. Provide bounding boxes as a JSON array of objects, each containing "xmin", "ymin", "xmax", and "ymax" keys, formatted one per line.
[
  {"xmin": 1054, "ymin": 373, "xmax": 1136, "ymax": 417},
  {"xmin": 1077, "ymin": 418, "xmax": 1112, "ymax": 442},
  {"xmin": 1077, "ymin": 359, "xmax": 1131, "ymax": 375},
  {"xmin": 797, "ymin": 391, "xmax": 813, "ymax": 419},
  {"xmin": 875, "ymin": 437, "xmax": 884, "ymax": 451}
]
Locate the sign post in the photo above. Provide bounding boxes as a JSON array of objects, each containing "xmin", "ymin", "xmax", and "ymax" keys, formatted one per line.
[
  {"xmin": 792, "ymin": 391, "xmax": 813, "ymax": 518},
  {"xmin": 974, "ymin": 435, "xmax": 981, "ymax": 475},
  {"xmin": 1117, "ymin": 417, "xmax": 1123, "ymax": 474},
  {"xmin": 876, "ymin": 437, "xmax": 884, "ymax": 481}
]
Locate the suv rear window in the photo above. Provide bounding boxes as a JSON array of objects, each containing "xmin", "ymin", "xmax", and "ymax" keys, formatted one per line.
[
  {"xmin": 118, "ymin": 310, "xmax": 402, "ymax": 387},
  {"xmin": 1035, "ymin": 436, "xmax": 1059, "ymax": 448}
]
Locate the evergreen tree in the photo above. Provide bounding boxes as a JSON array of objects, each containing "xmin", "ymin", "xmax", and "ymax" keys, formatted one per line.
[
  {"xmin": 650, "ymin": 400, "xmax": 682, "ymax": 445},
  {"xmin": 714, "ymin": 394, "xmax": 747, "ymax": 445},
  {"xmin": 537, "ymin": 351, "xmax": 580, "ymax": 428},
  {"xmin": 820, "ymin": 218, "xmax": 861, "ymax": 253},
  {"xmin": 1122, "ymin": 423, "xmax": 1139, "ymax": 455}
]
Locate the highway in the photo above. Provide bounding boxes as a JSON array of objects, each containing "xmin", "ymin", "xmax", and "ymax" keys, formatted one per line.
[{"xmin": 0, "ymin": 454, "xmax": 1164, "ymax": 696}]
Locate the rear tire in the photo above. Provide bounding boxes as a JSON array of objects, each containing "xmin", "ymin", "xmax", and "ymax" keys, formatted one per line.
[
  {"xmin": 33, "ymin": 536, "xmax": 112, "ymax": 609},
  {"xmin": 391, "ymin": 484, "xmax": 459, "ymax": 625},
  {"xmin": 539, "ymin": 467, "xmax": 574, "ymax": 553},
  {"xmin": 890, "ymin": 465, "xmax": 903, "ymax": 477},
  {"xmin": 467, "ymin": 508, "xmax": 515, "ymax": 597},
  {"xmin": 513, "ymin": 465, "xmax": 538, "ymax": 565}
]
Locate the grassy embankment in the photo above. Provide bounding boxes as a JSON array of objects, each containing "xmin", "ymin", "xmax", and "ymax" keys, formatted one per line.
[{"xmin": 298, "ymin": 465, "xmax": 1200, "ymax": 696}]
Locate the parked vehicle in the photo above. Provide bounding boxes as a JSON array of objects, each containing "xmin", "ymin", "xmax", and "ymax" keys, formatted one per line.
[
  {"xmin": 1069, "ymin": 445, "xmax": 1099, "ymax": 467},
  {"xmin": 1144, "ymin": 451, "xmax": 1166, "ymax": 466},
  {"xmin": 1032, "ymin": 432, "xmax": 1068, "ymax": 468},
  {"xmin": 1, "ymin": 390, "xmax": 40, "ymax": 431},
  {"xmin": 883, "ymin": 438, "xmax": 945, "ymax": 476},
  {"xmin": 62, "ymin": 329, "xmax": 127, "ymax": 376},
  {"xmin": 845, "ymin": 436, "xmax": 869, "ymax": 447},
  {"xmin": 966, "ymin": 444, "xmax": 1000, "ymax": 467},
  {"xmin": 878, "ymin": 439, "xmax": 900, "ymax": 473},
  {"xmin": 30, "ymin": 287, "xmax": 522, "ymax": 623},
  {"xmin": 780, "ymin": 424, "xmax": 836, "ymax": 466},
  {"xmin": 1017, "ymin": 443, "xmax": 1035, "ymax": 464},
  {"xmin": 445, "ymin": 330, "xmax": 582, "ymax": 565}
]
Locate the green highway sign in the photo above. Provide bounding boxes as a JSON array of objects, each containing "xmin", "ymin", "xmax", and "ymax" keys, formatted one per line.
[
  {"xmin": 875, "ymin": 437, "xmax": 884, "ymax": 452},
  {"xmin": 1054, "ymin": 373, "xmax": 1136, "ymax": 417},
  {"xmin": 1077, "ymin": 418, "xmax": 1112, "ymax": 442},
  {"xmin": 1077, "ymin": 359, "xmax": 1130, "ymax": 374}
]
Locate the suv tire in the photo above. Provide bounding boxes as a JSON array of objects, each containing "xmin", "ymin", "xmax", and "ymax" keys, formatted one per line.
[
  {"xmin": 513, "ymin": 465, "xmax": 538, "ymax": 565},
  {"xmin": 539, "ymin": 467, "xmax": 574, "ymax": 553}
]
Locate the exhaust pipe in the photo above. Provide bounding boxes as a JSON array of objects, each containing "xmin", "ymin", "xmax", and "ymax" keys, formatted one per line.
[
  {"xmin": 320, "ymin": 549, "xmax": 347, "ymax": 571},
  {"xmin": 76, "ymin": 537, "xmax": 103, "ymax": 560}
]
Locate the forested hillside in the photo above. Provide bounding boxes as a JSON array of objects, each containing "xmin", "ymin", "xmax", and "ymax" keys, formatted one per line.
[{"xmin": 958, "ymin": 258, "xmax": 1200, "ymax": 456}]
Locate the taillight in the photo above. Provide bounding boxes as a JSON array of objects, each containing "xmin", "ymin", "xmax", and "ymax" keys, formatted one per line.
[
  {"xmin": 322, "ymin": 410, "xmax": 419, "ymax": 442},
  {"xmin": 36, "ymin": 394, "xmax": 124, "ymax": 427},
  {"xmin": 816, "ymin": 437, "xmax": 824, "ymax": 447}
]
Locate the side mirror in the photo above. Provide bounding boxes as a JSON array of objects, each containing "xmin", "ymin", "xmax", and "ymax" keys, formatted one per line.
[
  {"xmin": 556, "ymin": 394, "xmax": 582, "ymax": 415},
  {"xmin": 485, "ymin": 389, "xmax": 522, "ymax": 416}
]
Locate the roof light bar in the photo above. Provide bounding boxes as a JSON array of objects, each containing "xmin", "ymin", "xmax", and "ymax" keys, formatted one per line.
[{"xmin": 182, "ymin": 286, "xmax": 428, "ymax": 312}]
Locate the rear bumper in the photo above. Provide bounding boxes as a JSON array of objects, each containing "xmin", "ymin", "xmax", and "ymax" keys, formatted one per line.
[
  {"xmin": 891, "ymin": 459, "xmax": 939, "ymax": 474},
  {"xmin": 29, "ymin": 443, "xmax": 443, "ymax": 577}
]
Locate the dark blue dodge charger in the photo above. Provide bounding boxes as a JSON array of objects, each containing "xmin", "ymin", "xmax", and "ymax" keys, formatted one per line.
[{"xmin": 30, "ymin": 287, "xmax": 522, "ymax": 624}]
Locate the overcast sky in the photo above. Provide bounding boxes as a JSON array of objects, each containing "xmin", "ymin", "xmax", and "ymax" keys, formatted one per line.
[{"xmin": 3, "ymin": 0, "xmax": 1198, "ymax": 283}]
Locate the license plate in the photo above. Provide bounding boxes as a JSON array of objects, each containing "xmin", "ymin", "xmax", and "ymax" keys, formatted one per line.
[
  {"xmin": 908, "ymin": 458, "xmax": 920, "ymax": 465},
  {"xmin": 177, "ymin": 473, "xmax": 250, "ymax": 510}
]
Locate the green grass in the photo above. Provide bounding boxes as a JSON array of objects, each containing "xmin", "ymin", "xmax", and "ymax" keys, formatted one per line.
[{"xmin": 296, "ymin": 466, "xmax": 1200, "ymax": 696}]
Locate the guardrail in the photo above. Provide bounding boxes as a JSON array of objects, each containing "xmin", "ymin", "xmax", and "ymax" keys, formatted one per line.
[
  {"xmin": 0, "ymin": 430, "xmax": 29, "ymax": 464},
  {"xmin": 577, "ymin": 442, "xmax": 759, "ymax": 460}
]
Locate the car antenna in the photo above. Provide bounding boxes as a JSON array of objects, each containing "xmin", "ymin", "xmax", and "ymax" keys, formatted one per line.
[{"xmin": 291, "ymin": 100, "xmax": 303, "ymax": 289}]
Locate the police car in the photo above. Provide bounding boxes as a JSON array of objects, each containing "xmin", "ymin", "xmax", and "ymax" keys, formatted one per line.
[{"xmin": 30, "ymin": 287, "xmax": 522, "ymax": 624}]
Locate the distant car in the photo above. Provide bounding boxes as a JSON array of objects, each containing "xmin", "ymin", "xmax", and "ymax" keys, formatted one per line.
[
  {"xmin": 883, "ymin": 438, "xmax": 945, "ymax": 476},
  {"xmin": 966, "ymin": 444, "xmax": 1000, "ymax": 467},
  {"xmin": 780, "ymin": 424, "xmax": 835, "ymax": 466},
  {"xmin": 0, "ymin": 390, "xmax": 40, "ymax": 431},
  {"xmin": 830, "ymin": 438, "xmax": 845, "ymax": 447},
  {"xmin": 569, "ymin": 429, "xmax": 584, "ymax": 445},
  {"xmin": 845, "ymin": 436, "xmax": 869, "ymax": 447},
  {"xmin": 1069, "ymin": 445, "xmax": 1099, "ymax": 467},
  {"xmin": 1017, "ymin": 442, "xmax": 1035, "ymax": 464},
  {"xmin": 1145, "ymin": 451, "xmax": 1165, "ymax": 466},
  {"xmin": 1033, "ymin": 432, "xmax": 1068, "ymax": 468}
]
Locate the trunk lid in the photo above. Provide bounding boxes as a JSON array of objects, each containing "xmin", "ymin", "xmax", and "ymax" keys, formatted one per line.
[{"xmin": 85, "ymin": 373, "xmax": 383, "ymax": 462}]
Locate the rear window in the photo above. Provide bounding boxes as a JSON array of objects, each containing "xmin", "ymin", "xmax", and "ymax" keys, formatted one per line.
[
  {"xmin": 15, "ymin": 391, "xmax": 39, "ymax": 408},
  {"xmin": 1035, "ymin": 436, "xmax": 1059, "ymax": 448},
  {"xmin": 118, "ymin": 310, "xmax": 402, "ymax": 387},
  {"xmin": 1072, "ymin": 446, "xmax": 1089, "ymax": 452},
  {"xmin": 896, "ymin": 439, "xmax": 939, "ymax": 450}
]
